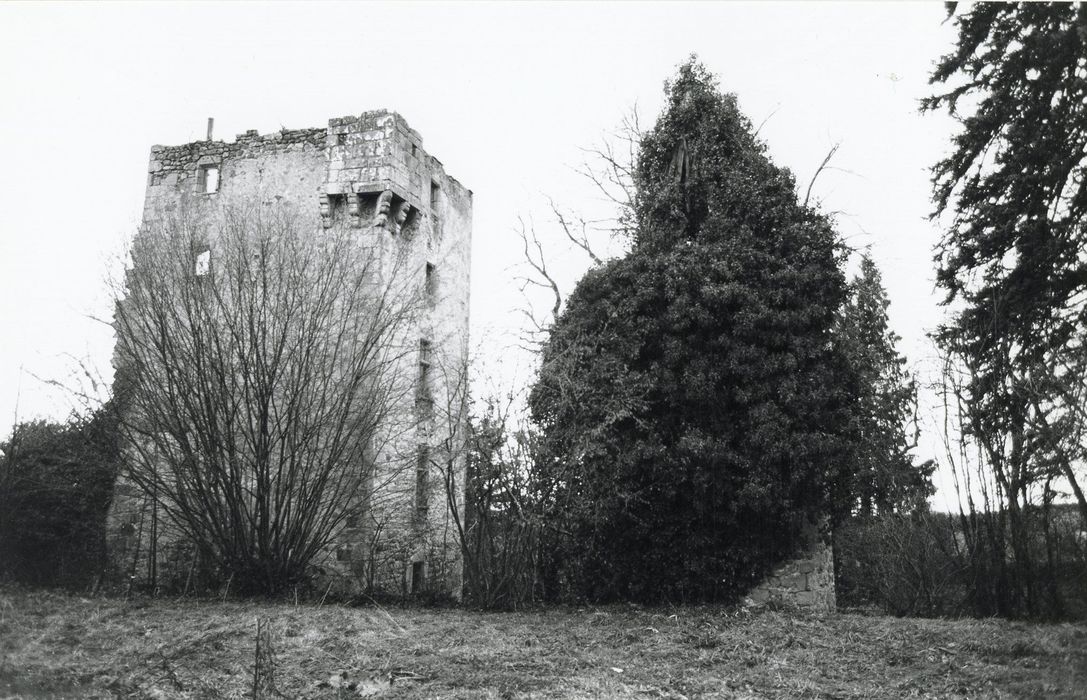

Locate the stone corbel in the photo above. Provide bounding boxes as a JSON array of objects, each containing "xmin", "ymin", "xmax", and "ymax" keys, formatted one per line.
[
  {"xmin": 374, "ymin": 189, "xmax": 394, "ymax": 231},
  {"xmin": 370, "ymin": 187, "xmax": 416, "ymax": 234},
  {"xmin": 347, "ymin": 193, "xmax": 361, "ymax": 228},
  {"xmin": 393, "ymin": 199, "xmax": 413, "ymax": 234},
  {"xmin": 318, "ymin": 193, "xmax": 332, "ymax": 228}
]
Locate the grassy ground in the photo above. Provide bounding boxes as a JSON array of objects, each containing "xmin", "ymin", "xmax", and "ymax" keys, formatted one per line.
[{"xmin": 1, "ymin": 589, "xmax": 1085, "ymax": 699}]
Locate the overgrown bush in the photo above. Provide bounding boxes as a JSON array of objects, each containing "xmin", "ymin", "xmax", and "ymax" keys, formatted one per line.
[
  {"xmin": 457, "ymin": 399, "xmax": 540, "ymax": 609},
  {"xmin": 0, "ymin": 405, "xmax": 120, "ymax": 589},
  {"xmin": 836, "ymin": 514, "xmax": 967, "ymax": 617},
  {"xmin": 529, "ymin": 59, "xmax": 855, "ymax": 603},
  {"xmin": 837, "ymin": 508, "xmax": 1087, "ymax": 619}
]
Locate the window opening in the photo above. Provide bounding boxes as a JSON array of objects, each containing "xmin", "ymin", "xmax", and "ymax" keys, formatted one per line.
[
  {"xmin": 430, "ymin": 181, "xmax": 441, "ymax": 231},
  {"xmin": 197, "ymin": 165, "xmax": 220, "ymax": 193},
  {"xmin": 425, "ymin": 262, "xmax": 437, "ymax": 301},
  {"xmin": 417, "ymin": 339, "xmax": 432, "ymax": 407},
  {"xmin": 195, "ymin": 250, "xmax": 211, "ymax": 277},
  {"xmin": 411, "ymin": 561, "xmax": 425, "ymax": 594},
  {"xmin": 415, "ymin": 445, "xmax": 430, "ymax": 513}
]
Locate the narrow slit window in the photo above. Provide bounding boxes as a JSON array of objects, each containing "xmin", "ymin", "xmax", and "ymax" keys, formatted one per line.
[
  {"xmin": 430, "ymin": 181, "xmax": 441, "ymax": 231},
  {"xmin": 411, "ymin": 561, "xmax": 425, "ymax": 594},
  {"xmin": 417, "ymin": 339, "xmax": 433, "ymax": 407},
  {"xmin": 415, "ymin": 445, "xmax": 430, "ymax": 512},
  {"xmin": 419, "ymin": 339, "xmax": 432, "ymax": 372},
  {"xmin": 425, "ymin": 262, "xmax": 437, "ymax": 301}
]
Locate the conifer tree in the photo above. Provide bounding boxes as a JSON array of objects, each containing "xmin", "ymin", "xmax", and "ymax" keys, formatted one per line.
[
  {"xmin": 529, "ymin": 60, "xmax": 854, "ymax": 602},
  {"xmin": 838, "ymin": 255, "xmax": 933, "ymax": 516},
  {"xmin": 926, "ymin": 3, "xmax": 1087, "ymax": 528}
]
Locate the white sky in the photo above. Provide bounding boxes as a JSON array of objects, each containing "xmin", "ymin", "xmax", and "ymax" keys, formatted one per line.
[{"xmin": 0, "ymin": 2, "xmax": 965, "ymax": 506}]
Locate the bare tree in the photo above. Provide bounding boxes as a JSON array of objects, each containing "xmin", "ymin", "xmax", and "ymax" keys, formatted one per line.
[
  {"xmin": 443, "ymin": 393, "xmax": 540, "ymax": 606},
  {"xmin": 112, "ymin": 205, "xmax": 420, "ymax": 595},
  {"xmin": 572, "ymin": 106, "xmax": 641, "ymax": 240},
  {"xmin": 514, "ymin": 216, "xmax": 563, "ymax": 350},
  {"xmin": 1023, "ymin": 337, "xmax": 1087, "ymax": 529},
  {"xmin": 931, "ymin": 342, "xmax": 1087, "ymax": 618},
  {"xmin": 513, "ymin": 110, "xmax": 642, "ymax": 350},
  {"xmin": 803, "ymin": 142, "xmax": 842, "ymax": 208}
]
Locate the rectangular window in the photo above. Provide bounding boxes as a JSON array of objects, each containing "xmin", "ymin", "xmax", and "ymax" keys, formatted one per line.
[
  {"xmin": 411, "ymin": 561, "xmax": 425, "ymax": 594},
  {"xmin": 195, "ymin": 250, "xmax": 211, "ymax": 277},
  {"xmin": 415, "ymin": 445, "xmax": 430, "ymax": 512},
  {"xmin": 417, "ymin": 339, "xmax": 432, "ymax": 406},
  {"xmin": 197, "ymin": 164, "xmax": 220, "ymax": 193},
  {"xmin": 425, "ymin": 262, "xmax": 437, "ymax": 302},
  {"xmin": 430, "ymin": 181, "xmax": 441, "ymax": 231}
]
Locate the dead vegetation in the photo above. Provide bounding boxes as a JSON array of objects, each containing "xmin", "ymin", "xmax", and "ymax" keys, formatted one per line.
[{"xmin": 1, "ymin": 588, "xmax": 1085, "ymax": 699}]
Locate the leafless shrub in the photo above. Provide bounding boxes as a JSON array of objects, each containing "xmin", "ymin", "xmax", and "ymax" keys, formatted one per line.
[
  {"xmin": 837, "ymin": 513, "xmax": 968, "ymax": 617},
  {"xmin": 112, "ymin": 204, "xmax": 420, "ymax": 595}
]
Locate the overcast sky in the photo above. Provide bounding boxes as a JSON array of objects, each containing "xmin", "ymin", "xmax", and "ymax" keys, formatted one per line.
[{"xmin": 0, "ymin": 2, "xmax": 964, "ymax": 504}]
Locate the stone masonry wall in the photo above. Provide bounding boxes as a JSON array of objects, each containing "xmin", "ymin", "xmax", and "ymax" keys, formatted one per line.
[
  {"xmin": 108, "ymin": 111, "xmax": 472, "ymax": 598},
  {"xmin": 745, "ymin": 521, "xmax": 836, "ymax": 611}
]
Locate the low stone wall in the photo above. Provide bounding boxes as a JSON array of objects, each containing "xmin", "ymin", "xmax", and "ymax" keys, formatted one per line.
[{"xmin": 746, "ymin": 522, "xmax": 836, "ymax": 611}]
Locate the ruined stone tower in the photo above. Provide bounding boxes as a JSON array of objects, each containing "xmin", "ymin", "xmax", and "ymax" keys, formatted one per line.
[{"xmin": 107, "ymin": 110, "xmax": 471, "ymax": 596}]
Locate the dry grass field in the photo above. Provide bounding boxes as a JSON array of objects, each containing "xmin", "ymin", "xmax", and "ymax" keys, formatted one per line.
[{"xmin": 1, "ymin": 588, "xmax": 1085, "ymax": 699}]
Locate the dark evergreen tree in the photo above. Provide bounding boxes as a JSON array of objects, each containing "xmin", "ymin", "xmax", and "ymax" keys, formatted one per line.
[
  {"xmin": 529, "ymin": 60, "xmax": 854, "ymax": 603},
  {"xmin": 0, "ymin": 405, "xmax": 120, "ymax": 588},
  {"xmin": 925, "ymin": 3, "xmax": 1087, "ymax": 617},
  {"xmin": 925, "ymin": 3, "xmax": 1087, "ymax": 528},
  {"xmin": 838, "ymin": 255, "xmax": 933, "ymax": 516}
]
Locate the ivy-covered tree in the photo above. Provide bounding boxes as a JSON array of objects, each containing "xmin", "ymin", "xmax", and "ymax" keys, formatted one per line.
[
  {"xmin": 0, "ymin": 405, "xmax": 120, "ymax": 588},
  {"xmin": 925, "ymin": 3, "xmax": 1087, "ymax": 528},
  {"xmin": 838, "ymin": 255, "xmax": 933, "ymax": 516},
  {"xmin": 529, "ymin": 60, "xmax": 855, "ymax": 603}
]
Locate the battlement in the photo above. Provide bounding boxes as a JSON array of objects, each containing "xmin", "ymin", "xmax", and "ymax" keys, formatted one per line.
[{"xmin": 143, "ymin": 110, "xmax": 470, "ymax": 237}]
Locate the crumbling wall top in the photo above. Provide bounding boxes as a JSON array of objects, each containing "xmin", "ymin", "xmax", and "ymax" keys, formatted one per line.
[{"xmin": 149, "ymin": 127, "xmax": 327, "ymax": 175}]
